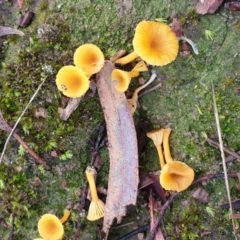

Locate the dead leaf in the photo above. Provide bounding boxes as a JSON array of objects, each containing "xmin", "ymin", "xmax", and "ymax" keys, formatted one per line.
[
  {"xmin": 35, "ymin": 107, "xmax": 48, "ymax": 118},
  {"xmin": 171, "ymin": 17, "xmax": 183, "ymax": 37},
  {"xmin": 17, "ymin": 0, "xmax": 24, "ymax": 10},
  {"xmin": 16, "ymin": 11, "xmax": 35, "ymax": 28},
  {"xmin": 196, "ymin": 0, "xmax": 224, "ymax": 15},
  {"xmin": 192, "ymin": 186, "xmax": 209, "ymax": 203},
  {"xmin": 96, "ymin": 61, "xmax": 139, "ymax": 233},
  {"xmin": 0, "ymin": 26, "xmax": 25, "ymax": 37},
  {"xmin": 224, "ymin": 2, "xmax": 240, "ymax": 11}
]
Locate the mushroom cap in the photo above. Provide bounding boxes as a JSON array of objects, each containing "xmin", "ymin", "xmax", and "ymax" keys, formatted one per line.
[
  {"xmin": 146, "ymin": 129, "xmax": 164, "ymax": 146},
  {"xmin": 56, "ymin": 65, "xmax": 90, "ymax": 98},
  {"xmin": 38, "ymin": 214, "xmax": 64, "ymax": 240},
  {"xmin": 133, "ymin": 21, "xmax": 179, "ymax": 66},
  {"xmin": 87, "ymin": 198, "xmax": 105, "ymax": 221},
  {"xmin": 111, "ymin": 69, "xmax": 131, "ymax": 92},
  {"xmin": 73, "ymin": 44, "xmax": 104, "ymax": 77},
  {"xmin": 160, "ymin": 161, "xmax": 194, "ymax": 192}
]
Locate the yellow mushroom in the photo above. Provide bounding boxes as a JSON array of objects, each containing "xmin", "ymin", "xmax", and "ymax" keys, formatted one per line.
[
  {"xmin": 128, "ymin": 72, "xmax": 157, "ymax": 114},
  {"xmin": 56, "ymin": 66, "xmax": 90, "ymax": 98},
  {"xmin": 85, "ymin": 166, "xmax": 105, "ymax": 221},
  {"xmin": 146, "ymin": 129, "xmax": 165, "ymax": 169},
  {"xmin": 37, "ymin": 214, "xmax": 64, "ymax": 240},
  {"xmin": 115, "ymin": 21, "xmax": 179, "ymax": 66},
  {"xmin": 36, "ymin": 210, "xmax": 70, "ymax": 240},
  {"xmin": 73, "ymin": 43, "xmax": 104, "ymax": 77},
  {"xmin": 161, "ymin": 128, "xmax": 194, "ymax": 192},
  {"xmin": 147, "ymin": 128, "xmax": 194, "ymax": 192},
  {"xmin": 111, "ymin": 61, "xmax": 148, "ymax": 92},
  {"xmin": 160, "ymin": 160, "xmax": 195, "ymax": 192}
]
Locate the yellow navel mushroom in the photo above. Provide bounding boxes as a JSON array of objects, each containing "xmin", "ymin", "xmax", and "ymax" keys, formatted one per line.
[
  {"xmin": 85, "ymin": 166, "xmax": 105, "ymax": 221},
  {"xmin": 73, "ymin": 43, "xmax": 104, "ymax": 77},
  {"xmin": 115, "ymin": 20, "xmax": 179, "ymax": 66},
  {"xmin": 56, "ymin": 66, "xmax": 90, "ymax": 98},
  {"xmin": 111, "ymin": 61, "xmax": 148, "ymax": 92},
  {"xmin": 161, "ymin": 128, "xmax": 194, "ymax": 192},
  {"xmin": 160, "ymin": 160, "xmax": 195, "ymax": 192},
  {"xmin": 146, "ymin": 129, "xmax": 165, "ymax": 169},
  {"xmin": 38, "ymin": 214, "xmax": 64, "ymax": 240},
  {"xmin": 36, "ymin": 210, "xmax": 70, "ymax": 240}
]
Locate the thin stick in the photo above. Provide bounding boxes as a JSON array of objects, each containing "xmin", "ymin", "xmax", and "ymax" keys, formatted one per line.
[
  {"xmin": 9, "ymin": 213, "xmax": 15, "ymax": 240},
  {"xmin": 211, "ymin": 83, "xmax": 237, "ymax": 239},
  {"xmin": 206, "ymin": 137, "xmax": 240, "ymax": 162},
  {"xmin": 110, "ymin": 49, "xmax": 126, "ymax": 63},
  {"xmin": 0, "ymin": 78, "xmax": 46, "ymax": 165}
]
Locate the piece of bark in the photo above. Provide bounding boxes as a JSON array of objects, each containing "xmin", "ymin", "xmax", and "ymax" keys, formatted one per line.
[
  {"xmin": 0, "ymin": 26, "xmax": 25, "ymax": 37},
  {"xmin": 196, "ymin": 0, "xmax": 224, "ymax": 14},
  {"xmin": 96, "ymin": 61, "xmax": 139, "ymax": 233},
  {"xmin": 60, "ymin": 97, "xmax": 82, "ymax": 121}
]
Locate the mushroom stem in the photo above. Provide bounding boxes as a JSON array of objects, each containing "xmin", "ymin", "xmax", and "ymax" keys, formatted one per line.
[
  {"xmin": 178, "ymin": 36, "xmax": 199, "ymax": 55},
  {"xmin": 155, "ymin": 144, "xmax": 165, "ymax": 169},
  {"xmin": 85, "ymin": 166, "xmax": 105, "ymax": 221},
  {"xmin": 59, "ymin": 209, "xmax": 70, "ymax": 224},
  {"xmin": 129, "ymin": 61, "xmax": 148, "ymax": 77},
  {"xmin": 128, "ymin": 73, "xmax": 157, "ymax": 115},
  {"xmin": 114, "ymin": 51, "xmax": 139, "ymax": 65},
  {"xmin": 163, "ymin": 129, "xmax": 174, "ymax": 163},
  {"xmin": 86, "ymin": 167, "xmax": 99, "ymax": 202}
]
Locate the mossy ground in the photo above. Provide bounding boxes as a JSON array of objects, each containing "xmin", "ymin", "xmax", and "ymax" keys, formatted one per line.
[{"xmin": 1, "ymin": 0, "xmax": 240, "ymax": 239}]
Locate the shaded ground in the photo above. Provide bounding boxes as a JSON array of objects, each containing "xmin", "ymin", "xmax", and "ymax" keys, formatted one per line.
[{"xmin": 1, "ymin": 0, "xmax": 240, "ymax": 239}]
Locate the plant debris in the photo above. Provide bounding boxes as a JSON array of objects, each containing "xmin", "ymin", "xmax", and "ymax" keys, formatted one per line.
[
  {"xmin": 0, "ymin": 26, "xmax": 25, "ymax": 36},
  {"xmin": 96, "ymin": 61, "xmax": 139, "ymax": 233},
  {"xmin": 196, "ymin": 0, "xmax": 224, "ymax": 14}
]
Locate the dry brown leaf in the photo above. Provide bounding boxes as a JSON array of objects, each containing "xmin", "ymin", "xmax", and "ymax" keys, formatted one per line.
[
  {"xmin": 17, "ymin": 0, "xmax": 24, "ymax": 10},
  {"xmin": 171, "ymin": 17, "xmax": 183, "ymax": 37},
  {"xmin": 196, "ymin": 0, "xmax": 223, "ymax": 14},
  {"xmin": 96, "ymin": 61, "xmax": 139, "ymax": 233},
  {"xmin": 0, "ymin": 26, "xmax": 25, "ymax": 37},
  {"xmin": 192, "ymin": 186, "xmax": 209, "ymax": 203}
]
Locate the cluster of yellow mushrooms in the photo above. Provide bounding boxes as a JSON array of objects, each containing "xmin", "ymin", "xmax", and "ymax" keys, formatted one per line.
[{"xmin": 34, "ymin": 20, "xmax": 195, "ymax": 239}]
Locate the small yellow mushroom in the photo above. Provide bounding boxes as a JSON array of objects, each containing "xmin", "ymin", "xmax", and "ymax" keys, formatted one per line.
[
  {"xmin": 147, "ymin": 128, "xmax": 194, "ymax": 192},
  {"xmin": 146, "ymin": 128, "xmax": 165, "ymax": 169},
  {"xmin": 73, "ymin": 43, "xmax": 105, "ymax": 77},
  {"xmin": 115, "ymin": 21, "xmax": 179, "ymax": 66},
  {"xmin": 111, "ymin": 61, "xmax": 148, "ymax": 92},
  {"xmin": 85, "ymin": 166, "xmax": 105, "ymax": 221}
]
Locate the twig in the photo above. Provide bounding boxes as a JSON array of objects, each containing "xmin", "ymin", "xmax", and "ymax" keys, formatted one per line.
[
  {"xmin": 0, "ymin": 78, "xmax": 47, "ymax": 165},
  {"xmin": 211, "ymin": 84, "xmax": 237, "ymax": 239},
  {"xmin": 0, "ymin": 110, "xmax": 50, "ymax": 170},
  {"xmin": 206, "ymin": 137, "xmax": 240, "ymax": 163},
  {"xmin": 138, "ymin": 82, "xmax": 162, "ymax": 98},
  {"xmin": 9, "ymin": 213, "xmax": 15, "ymax": 240},
  {"xmin": 118, "ymin": 224, "xmax": 150, "ymax": 240},
  {"xmin": 149, "ymin": 172, "xmax": 239, "ymax": 240},
  {"xmin": 110, "ymin": 49, "xmax": 126, "ymax": 63}
]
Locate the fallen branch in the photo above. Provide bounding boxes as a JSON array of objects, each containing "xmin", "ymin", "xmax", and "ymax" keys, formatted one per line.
[{"xmin": 206, "ymin": 137, "xmax": 240, "ymax": 162}]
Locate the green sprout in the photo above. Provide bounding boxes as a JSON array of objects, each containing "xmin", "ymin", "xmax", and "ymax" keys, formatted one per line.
[
  {"xmin": 205, "ymin": 30, "xmax": 214, "ymax": 40},
  {"xmin": 155, "ymin": 17, "xmax": 168, "ymax": 23}
]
